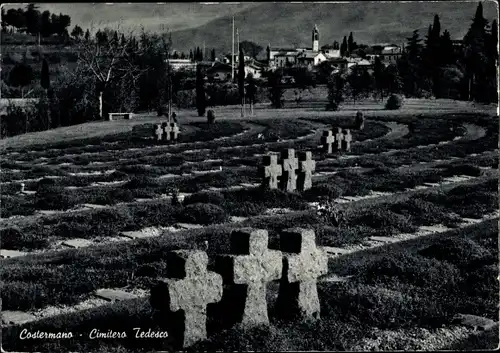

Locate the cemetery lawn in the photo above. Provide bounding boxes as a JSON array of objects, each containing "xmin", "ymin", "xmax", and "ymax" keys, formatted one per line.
[{"xmin": 1, "ymin": 103, "xmax": 498, "ymax": 352}]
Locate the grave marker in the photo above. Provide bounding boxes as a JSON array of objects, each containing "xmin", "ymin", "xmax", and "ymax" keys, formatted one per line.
[
  {"xmin": 155, "ymin": 124, "xmax": 163, "ymax": 141},
  {"xmin": 171, "ymin": 123, "xmax": 180, "ymax": 140},
  {"xmin": 215, "ymin": 229, "xmax": 282, "ymax": 327},
  {"xmin": 297, "ymin": 151, "xmax": 315, "ymax": 191},
  {"xmin": 95, "ymin": 289, "xmax": 139, "ymax": 302},
  {"xmin": 320, "ymin": 130, "xmax": 334, "ymax": 154},
  {"xmin": 150, "ymin": 250, "xmax": 223, "ymax": 348},
  {"xmin": 280, "ymin": 149, "xmax": 298, "ymax": 192},
  {"xmin": 163, "ymin": 123, "xmax": 172, "ymax": 141},
  {"xmin": 276, "ymin": 228, "xmax": 328, "ymax": 320},
  {"xmin": 343, "ymin": 129, "xmax": 352, "ymax": 152},
  {"xmin": 261, "ymin": 154, "xmax": 282, "ymax": 189},
  {"xmin": 335, "ymin": 127, "xmax": 344, "ymax": 151}
]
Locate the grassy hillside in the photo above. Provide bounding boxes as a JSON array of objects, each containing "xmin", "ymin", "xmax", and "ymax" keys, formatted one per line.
[{"xmin": 168, "ymin": 1, "xmax": 498, "ymax": 53}]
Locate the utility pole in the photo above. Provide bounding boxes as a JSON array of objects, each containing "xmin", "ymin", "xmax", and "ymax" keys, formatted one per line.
[
  {"xmin": 236, "ymin": 28, "xmax": 239, "ymax": 59},
  {"xmin": 231, "ymin": 15, "xmax": 235, "ymax": 81},
  {"xmin": 167, "ymin": 54, "xmax": 171, "ymax": 123},
  {"xmin": 237, "ymin": 27, "xmax": 244, "ymax": 117},
  {"xmin": 203, "ymin": 41, "xmax": 205, "ymax": 61}
]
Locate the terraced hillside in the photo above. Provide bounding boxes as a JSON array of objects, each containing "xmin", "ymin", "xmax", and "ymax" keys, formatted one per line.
[{"xmin": 1, "ymin": 108, "xmax": 498, "ymax": 352}]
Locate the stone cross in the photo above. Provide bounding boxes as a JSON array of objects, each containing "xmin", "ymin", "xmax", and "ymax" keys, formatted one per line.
[
  {"xmin": 280, "ymin": 149, "xmax": 298, "ymax": 192},
  {"xmin": 171, "ymin": 123, "xmax": 180, "ymax": 140},
  {"xmin": 297, "ymin": 151, "xmax": 315, "ymax": 191},
  {"xmin": 335, "ymin": 127, "xmax": 344, "ymax": 151},
  {"xmin": 150, "ymin": 250, "xmax": 223, "ymax": 348},
  {"xmin": 261, "ymin": 154, "xmax": 282, "ymax": 189},
  {"xmin": 215, "ymin": 229, "xmax": 282, "ymax": 327},
  {"xmin": 163, "ymin": 123, "xmax": 172, "ymax": 141},
  {"xmin": 155, "ymin": 124, "xmax": 163, "ymax": 141},
  {"xmin": 320, "ymin": 130, "xmax": 334, "ymax": 154},
  {"xmin": 342, "ymin": 129, "xmax": 352, "ymax": 152},
  {"xmin": 276, "ymin": 228, "xmax": 328, "ymax": 320}
]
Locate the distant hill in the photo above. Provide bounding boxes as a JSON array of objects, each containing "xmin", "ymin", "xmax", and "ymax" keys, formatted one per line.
[
  {"xmin": 168, "ymin": 1, "xmax": 498, "ymax": 54},
  {"xmin": 3, "ymin": 2, "xmax": 497, "ymax": 56},
  {"xmin": 3, "ymin": 3, "xmax": 260, "ymax": 33}
]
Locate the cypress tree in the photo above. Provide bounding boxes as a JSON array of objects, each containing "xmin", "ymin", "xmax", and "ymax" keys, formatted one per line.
[
  {"xmin": 340, "ymin": 36, "xmax": 348, "ymax": 57},
  {"xmin": 196, "ymin": 66, "xmax": 206, "ymax": 116},
  {"xmin": 348, "ymin": 32, "xmax": 354, "ymax": 52}
]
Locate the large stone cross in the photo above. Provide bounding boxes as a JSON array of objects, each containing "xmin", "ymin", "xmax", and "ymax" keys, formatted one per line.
[
  {"xmin": 276, "ymin": 228, "xmax": 328, "ymax": 320},
  {"xmin": 342, "ymin": 129, "xmax": 352, "ymax": 152},
  {"xmin": 297, "ymin": 151, "xmax": 315, "ymax": 191},
  {"xmin": 320, "ymin": 130, "xmax": 334, "ymax": 154},
  {"xmin": 163, "ymin": 123, "xmax": 172, "ymax": 141},
  {"xmin": 280, "ymin": 148, "xmax": 298, "ymax": 192},
  {"xmin": 155, "ymin": 124, "xmax": 163, "ymax": 141},
  {"xmin": 334, "ymin": 127, "xmax": 344, "ymax": 151},
  {"xmin": 215, "ymin": 229, "xmax": 282, "ymax": 327},
  {"xmin": 261, "ymin": 153, "xmax": 282, "ymax": 189},
  {"xmin": 150, "ymin": 250, "xmax": 223, "ymax": 348},
  {"xmin": 171, "ymin": 123, "xmax": 180, "ymax": 140}
]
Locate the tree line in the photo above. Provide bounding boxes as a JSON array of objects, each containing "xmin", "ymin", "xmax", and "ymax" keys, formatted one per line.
[
  {"xmin": 1, "ymin": 4, "xmax": 71, "ymax": 38},
  {"xmin": 394, "ymin": 3, "xmax": 497, "ymax": 103}
]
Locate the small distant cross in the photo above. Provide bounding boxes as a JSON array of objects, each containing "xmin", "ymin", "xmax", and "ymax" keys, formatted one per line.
[
  {"xmin": 261, "ymin": 153, "xmax": 282, "ymax": 189},
  {"xmin": 163, "ymin": 123, "xmax": 172, "ymax": 141},
  {"xmin": 335, "ymin": 127, "xmax": 344, "ymax": 151},
  {"xmin": 343, "ymin": 129, "xmax": 352, "ymax": 152},
  {"xmin": 280, "ymin": 149, "xmax": 299, "ymax": 192},
  {"xmin": 321, "ymin": 130, "xmax": 334, "ymax": 154},
  {"xmin": 155, "ymin": 124, "xmax": 163, "ymax": 141},
  {"xmin": 297, "ymin": 151, "xmax": 315, "ymax": 191},
  {"xmin": 171, "ymin": 123, "xmax": 180, "ymax": 140}
]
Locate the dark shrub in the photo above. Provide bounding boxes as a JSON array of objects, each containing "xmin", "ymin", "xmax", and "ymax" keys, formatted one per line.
[
  {"xmin": 325, "ymin": 102, "xmax": 339, "ymax": 111},
  {"xmin": 36, "ymin": 178, "xmax": 57, "ymax": 188},
  {"xmin": 385, "ymin": 94, "xmax": 403, "ymax": 110},
  {"xmin": 124, "ymin": 176, "xmax": 159, "ymax": 189},
  {"xmin": 353, "ymin": 207, "xmax": 416, "ymax": 234},
  {"xmin": 418, "ymin": 237, "xmax": 493, "ymax": 269},
  {"xmin": 227, "ymin": 201, "xmax": 265, "ymax": 217},
  {"xmin": 207, "ymin": 110, "xmax": 215, "ymax": 124},
  {"xmin": 391, "ymin": 198, "xmax": 462, "ymax": 226},
  {"xmin": 321, "ymin": 281, "xmax": 451, "ymax": 329},
  {"xmin": 352, "ymin": 252, "xmax": 461, "ymax": 289},
  {"xmin": 55, "ymin": 208, "xmax": 134, "ymax": 239},
  {"xmin": 0, "ymin": 195, "xmax": 36, "ymax": 217},
  {"xmin": 183, "ymin": 191, "xmax": 225, "ymax": 206},
  {"xmin": 442, "ymin": 164, "xmax": 482, "ymax": 177},
  {"xmin": 35, "ymin": 184, "xmax": 78, "ymax": 210},
  {"xmin": 0, "ymin": 226, "xmax": 49, "ymax": 250},
  {"xmin": 93, "ymin": 188, "xmax": 135, "ymax": 205},
  {"xmin": 304, "ymin": 183, "xmax": 343, "ymax": 201},
  {"xmin": 179, "ymin": 203, "xmax": 228, "ymax": 225}
]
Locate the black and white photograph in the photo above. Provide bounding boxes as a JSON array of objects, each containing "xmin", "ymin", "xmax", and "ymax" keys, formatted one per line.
[{"xmin": 0, "ymin": 1, "xmax": 498, "ymax": 352}]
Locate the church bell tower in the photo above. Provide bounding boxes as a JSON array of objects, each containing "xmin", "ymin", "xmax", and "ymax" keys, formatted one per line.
[{"xmin": 312, "ymin": 24, "xmax": 319, "ymax": 52}]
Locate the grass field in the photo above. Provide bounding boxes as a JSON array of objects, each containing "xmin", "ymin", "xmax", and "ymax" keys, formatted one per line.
[{"xmin": 0, "ymin": 99, "xmax": 498, "ymax": 352}]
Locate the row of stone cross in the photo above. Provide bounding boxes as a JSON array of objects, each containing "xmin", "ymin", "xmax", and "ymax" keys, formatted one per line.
[
  {"xmin": 154, "ymin": 122, "xmax": 181, "ymax": 142},
  {"xmin": 261, "ymin": 149, "xmax": 316, "ymax": 192},
  {"xmin": 321, "ymin": 127, "xmax": 353, "ymax": 154},
  {"xmin": 150, "ymin": 228, "xmax": 328, "ymax": 348}
]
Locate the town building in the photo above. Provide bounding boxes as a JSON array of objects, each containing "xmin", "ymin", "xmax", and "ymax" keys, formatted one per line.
[{"xmin": 267, "ymin": 25, "xmax": 327, "ymax": 69}]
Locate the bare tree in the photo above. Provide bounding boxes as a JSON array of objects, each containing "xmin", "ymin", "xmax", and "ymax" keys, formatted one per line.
[{"xmin": 74, "ymin": 27, "xmax": 161, "ymax": 120}]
